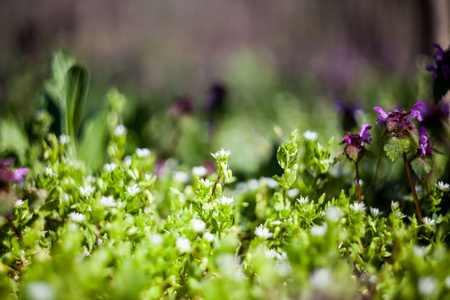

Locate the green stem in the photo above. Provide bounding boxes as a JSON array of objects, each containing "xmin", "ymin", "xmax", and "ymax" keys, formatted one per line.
[
  {"xmin": 402, "ymin": 152, "xmax": 423, "ymax": 224},
  {"xmin": 6, "ymin": 213, "xmax": 23, "ymax": 242},
  {"xmin": 208, "ymin": 168, "xmax": 222, "ymax": 202},
  {"xmin": 355, "ymin": 162, "xmax": 361, "ymax": 204}
]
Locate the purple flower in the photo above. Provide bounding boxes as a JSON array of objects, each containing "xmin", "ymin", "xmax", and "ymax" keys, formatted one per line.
[
  {"xmin": 373, "ymin": 103, "xmax": 423, "ymax": 136},
  {"xmin": 0, "ymin": 159, "xmax": 28, "ymax": 188},
  {"xmin": 339, "ymin": 124, "xmax": 372, "ymax": 162},
  {"xmin": 426, "ymin": 44, "xmax": 450, "ymax": 81},
  {"xmin": 168, "ymin": 95, "xmax": 193, "ymax": 117},
  {"xmin": 335, "ymin": 99, "xmax": 362, "ymax": 131},
  {"xmin": 418, "ymin": 126, "xmax": 433, "ymax": 158}
]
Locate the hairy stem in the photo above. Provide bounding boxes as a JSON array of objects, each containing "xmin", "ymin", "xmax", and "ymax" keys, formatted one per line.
[
  {"xmin": 209, "ymin": 168, "xmax": 222, "ymax": 201},
  {"xmin": 402, "ymin": 152, "xmax": 423, "ymax": 224},
  {"xmin": 6, "ymin": 214, "xmax": 23, "ymax": 242},
  {"xmin": 355, "ymin": 162, "xmax": 361, "ymax": 204}
]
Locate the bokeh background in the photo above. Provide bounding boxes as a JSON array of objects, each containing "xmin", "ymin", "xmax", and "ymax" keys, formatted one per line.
[{"xmin": 0, "ymin": 0, "xmax": 449, "ymax": 178}]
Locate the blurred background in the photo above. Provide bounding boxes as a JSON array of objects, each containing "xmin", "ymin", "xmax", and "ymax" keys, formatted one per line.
[{"xmin": 0, "ymin": 1, "xmax": 449, "ymax": 179}]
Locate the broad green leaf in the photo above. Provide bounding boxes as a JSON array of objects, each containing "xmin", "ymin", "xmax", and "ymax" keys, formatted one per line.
[
  {"xmin": 383, "ymin": 135, "xmax": 410, "ymax": 161},
  {"xmin": 411, "ymin": 157, "xmax": 433, "ymax": 181}
]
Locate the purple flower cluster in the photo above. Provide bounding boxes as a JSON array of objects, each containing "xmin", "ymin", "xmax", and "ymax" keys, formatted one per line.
[
  {"xmin": 374, "ymin": 103, "xmax": 423, "ymax": 136},
  {"xmin": 339, "ymin": 124, "xmax": 372, "ymax": 162},
  {"xmin": 0, "ymin": 159, "xmax": 28, "ymax": 188},
  {"xmin": 418, "ymin": 126, "xmax": 433, "ymax": 158},
  {"xmin": 426, "ymin": 44, "xmax": 450, "ymax": 81}
]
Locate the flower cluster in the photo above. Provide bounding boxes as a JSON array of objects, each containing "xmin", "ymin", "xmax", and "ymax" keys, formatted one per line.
[
  {"xmin": 0, "ymin": 159, "xmax": 28, "ymax": 188},
  {"xmin": 374, "ymin": 103, "xmax": 423, "ymax": 135},
  {"xmin": 338, "ymin": 124, "xmax": 372, "ymax": 162},
  {"xmin": 426, "ymin": 44, "xmax": 450, "ymax": 81},
  {"xmin": 418, "ymin": 126, "xmax": 433, "ymax": 158}
]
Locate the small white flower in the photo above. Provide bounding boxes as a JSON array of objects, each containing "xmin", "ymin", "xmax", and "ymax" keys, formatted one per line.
[
  {"xmin": 218, "ymin": 196, "xmax": 234, "ymax": 205},
  {"xmin": 99, "ymin": 196, "xmax": 116, "ymax": 207},
  {"xmin": 413, "ymin": 246, "xmax": 425, "ymax": 257},
  {"xmin": 437, "ymin": 181, "xmax": 450, "ymax": 191},
  {"xmin": 24, "ymin": 282, "xmax": 55, "ymax": 300},
  {"xmin": 192, "ymin": 166, "xmax": 208, "ymax": 176},
  {"xmin": 391, "ymin": 201, "xmax": 399, "ymax": 210},
  {"xmin": 303, "ymin": 130, "xmax": 318, "ymax": 141},
  {"xmin": 45, "ymin": 167, "xmax": 56, "ymax": 177},
  {"xmin": 287, "ymin": 188, "xmax": 300, "ymax": 198},
  {"xmin": 114, "ymin": 125, "xmax": 127, "ymax": 136},
  {"xmin": 174, "ymin": 171, "xmax": 189, "ymax": 183},
  {"xmin": 370, "ymin": 207, "xmax": 381, "ymax": 216},
  {"xmin": 260, "ymin": 177, "xmax": 278, "ymax": 188},
  {"xmin": 211, "ymin": 148, "xmax": 231, "ymax": 161},
  {"xmin": 255, "ymin": 225, "xmax": 273, "ymax": 239},
  {"xmin": 79, "ymin": 185, "xmax": 95, "ymax": 197},
  {"xmin": 310, "ymin": 224, "xmax": 327, "ymax": 236},
  {"xmin": 15, "ymin": 199, "xmax": 24, "ymax": 207},
  {"xmin": 144, "ymin": 173, "xmax": 152, "ymax": 181},
  {"xmin": 353, "ymin": 179, "xmax": 363, "ymax": 186},
  {"xmin": 176, "ymin": 237, "xmax": 191, "ymax": 253},
  {"xmin": 136, "ymin": 148, "xmax": 151, "ymax": 157},
  {"xmin": 351, "ymin": 203, "xmax": 366, "ymax": 212},
  {"xmin": 149, "ymin": 234, "xmax": 163, "ymax": 245},
  {"xmin": 124, "ymin": 156, "xmax": 132, "ymax": 167},
  {"xmin": 69, "ymin": 212, "xmax": 85, "ymax": 222},
  {"xmin": 58, "ymin": 134, "xmax": 71, "ymax": 145},
  {"xmin": 326, "ymin": 206, "xmax": 343, "ymax": 222},
  {"xmin": 86, "ymin": 175, "xmax": 96, "ymax": 183},
  {"xmin": 418, "ymin": 276, "xmax": 437, "ymax": 297},
  {"xmin": 310, "ymin": 268, "xmax": 332, "ymax": 290},
  {"xmin": 247, "ymin": 179, "xmax": 259, "ymax": 190},
  {"xmin": 191, "ymin": 219, "xmax": 206, "ymax": 232},
  {"xmin": 35, "ymin": 109, "xmax": 45, "ymax": 120},
  {"xmin": 397, "ymin": 211, "xmax": 406, "ymax": 218},
  {"xmin": 297, "ymin": 196, "xmax": 309, "ymax": 204},
  {"xmin": 265, "ymin": 249, "xmax": 278, "ymax": 259},
  {"xmin": 127, "ymin": 184, "xmax": 140, "ymax": 196},
  {"xmin": 423, "ymin": 217, "xmax": 435, "ymax": 226},
  {"xmin": 203, "ymin": 232, "xmax": 215, "ymax": 242},
  {"xmin": 199, "ymin": 178, "xmax": 214, "ymax": 188},
  {"xmin": 104, "ymin": 163, "xmax": 117, "ymax": 172}
]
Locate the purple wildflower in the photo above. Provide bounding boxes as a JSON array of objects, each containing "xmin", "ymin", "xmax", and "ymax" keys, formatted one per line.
[
  {"xmin": 373, "ymin": 103, "xmax": 423, "ymax": 137},
  {"xmin": 0, "ymin": 159, "xmax": 28, "ymax": 188},
  {"xmin": 335, "ymin": 99, "xmax": 362, "ymax": 131},
  {"xmin": 426, "ymin": 44, "xmax": 450, "ymax": 81},
  {"xmin": 339, "ymin": 124, "xmax": 372, "ymax": 162},
  {"xmin": 418, "ymin": 126, "xmax": 434, "ymax": 158}
]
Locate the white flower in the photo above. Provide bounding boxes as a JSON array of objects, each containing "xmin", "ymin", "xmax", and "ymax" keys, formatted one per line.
[
  {"xmin": 174, "ymin": 171, "xmax": 189, "ymax": 183},
  {"xmin": 303, "ymin": 130, "xmax": 318, "ymax": 141},
  {"xmin": 124, "ymin": 156, "xmax": 132, "ymax": 167},
  {"xmin": 136, "ymin": 148, "xmax": 151, "ymax": 157},
  {"xmin": 260, "ymin": 177, "xmax": 278, "ymax": 188},
  {"xmin": 104, "ymin": 163, "xmax": 117, "ymax": 172},
  {"xmin": 265, "ymin": 249, "xmax": 278, "ymax": 259},
  {"xmin": 191, "ymin": 218, "xmax": 206, "ymax": 232},
  {"xmin": 310, "ymin": 224, "xmax": 327, "ymax": 236},
  {"xmin": 437, "ymin": 181, "xmax": 450, "ymax": 191},
  {"xmin": 255, "ymin": 225, "xmax": 273, "ymax": 239},
  {"xmin": 58, "ymin": 134, "xmax": 71, "ymax": 144},
  {"xmin": 114, "ymin": 125, "xmax": 127, "ymax": 136},
  {"xmin": 353, "ymin": 179, "xmax": 363, "ymax": 186},
  {"xmin": 446, "ymin": 276, "xmax": 450, "ymax": 288},
  {"xmin": 86, "ymin": 175, "xmax": 96, "ymax": 183},
  {"xmin": 127, "ymin": 184, "xmax": 140, "ymax": 195},
  {"xmin": 310, "ymin": 268, "xmax": 332, "ymax": 290},
  {"xmin": 45, "ymin": 167, "xmax": 56, "ymax": 177},
  {"xmin": 287, "ymin": 188, "xmax": 300, "ymax": 198},
  {"xmin": 176, "ymin": 237, "xmax": 191, "ymax": 253},
  {"xmin": 391, "ymin": 201, "xmax": 399, "ymax": 210},
  {"xmin": 418, "ymin": 276, "xmax": 437, "ymax": 297},
  {"xmin": 24, "ymin": 282, "xmax": 55, "ymax": 300},
  {"xmin": 370, "ymin": 207, "xmax": 381, "ymax": 216},
  {"xmin": 297, "ymin": 196, "xmax": 309, "ymax": 204},
  {"xmin": 247, "ymin": 179, "xmax": 259, "ymax": 190},
  {"xmin": 149, "ymin": 234, "xmax": 163, "ymax": 245},
  {"xmin": 413, "ymin": 246, "xmax": 425, "ymax": 257},
  {"xmin": 99, "ymin": 196, "xmax": 116, "ymax": 207},
  {"xmin": 351, "ymin": 203, "xmax": 366, "ymax": 212},
  {"xmin": 218, "ymin": 196, "xmax": 234, "ymax": 205},
  {"xmin": 69, "ymin": 212, "xmax": 85, "ymax": 222},
  {"xmin": 326, "ymin": 206, "xmax": 343, "ymax": 222},
  {"xmin": 79, "ymin": 185, "xmax": 95, "ymax": 197},
  {"xmin": 423, "ymin": 217, "xmax": 435, "ymax": 226},
  {"xmin": 192, "ymin": 166, "xmax": 208, "ymax": 176},
  {"xmin": 211, "ymin": 148, "xmax": 231, "ymax": 161},
  {"xmin": 15, "ymin": 199, "xmax": 24, "ymax": 207},
  {"xmin": 203, "ymin": 232, "xmax": 215, "ymax": 242},
  {"xmin": 199, "ymin": 178, "xmax": 214, "ymax": 188},
  {"xmin": 144, "ymin": 173, "xmax": 152, "ymax": 181}
]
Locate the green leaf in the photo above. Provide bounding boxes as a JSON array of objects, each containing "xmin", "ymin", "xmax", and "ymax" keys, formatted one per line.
[
  {"xmin": 65, "ymin": 64, "xmax": 90, "ymax": 139},
  {"xmin": 383, "ymin": 135, "xmax": 410, "ymax": 161},
  {"xmin": 411, "ymin": 157, "xmax": 433, "ymax": 181}
]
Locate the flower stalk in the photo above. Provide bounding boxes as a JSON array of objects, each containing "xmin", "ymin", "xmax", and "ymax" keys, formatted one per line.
[
  {"xmin": 355, "ymin": 162, "xmax": 361, "ymax": 204},
  {"xmin": 402, "ymin": 152, "xmax": 423, "ymax": 224}
]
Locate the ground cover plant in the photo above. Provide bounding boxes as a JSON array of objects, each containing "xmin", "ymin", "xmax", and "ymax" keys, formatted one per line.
[{"xmin": 0, "ymin": 45, "xmax": 450, "ymax": 300}]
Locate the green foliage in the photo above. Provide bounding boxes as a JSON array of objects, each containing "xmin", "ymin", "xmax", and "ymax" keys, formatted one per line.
[
  {"xmin": 411, "ymin": 157, "xmax": 433, "ymax": 181},
  {"xmin": 383, "ymin": 135, "xmax": 411, "ymax": 161}
]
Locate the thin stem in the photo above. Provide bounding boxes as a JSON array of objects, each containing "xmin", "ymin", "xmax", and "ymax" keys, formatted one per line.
[
  {"xmin": 355, "ymin": 162, "xmax": 361, "ymax": 204},
  {"xmin": 6, "ymin": 214, "xmax": 23, "ymax": 242},
  {"xmin": 208, "ymin": 168, "xmax": 222, "ymax": 202},
  {"xmin": 402, "ymin": 152, "xmax": 423, "ymax": 224}
]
